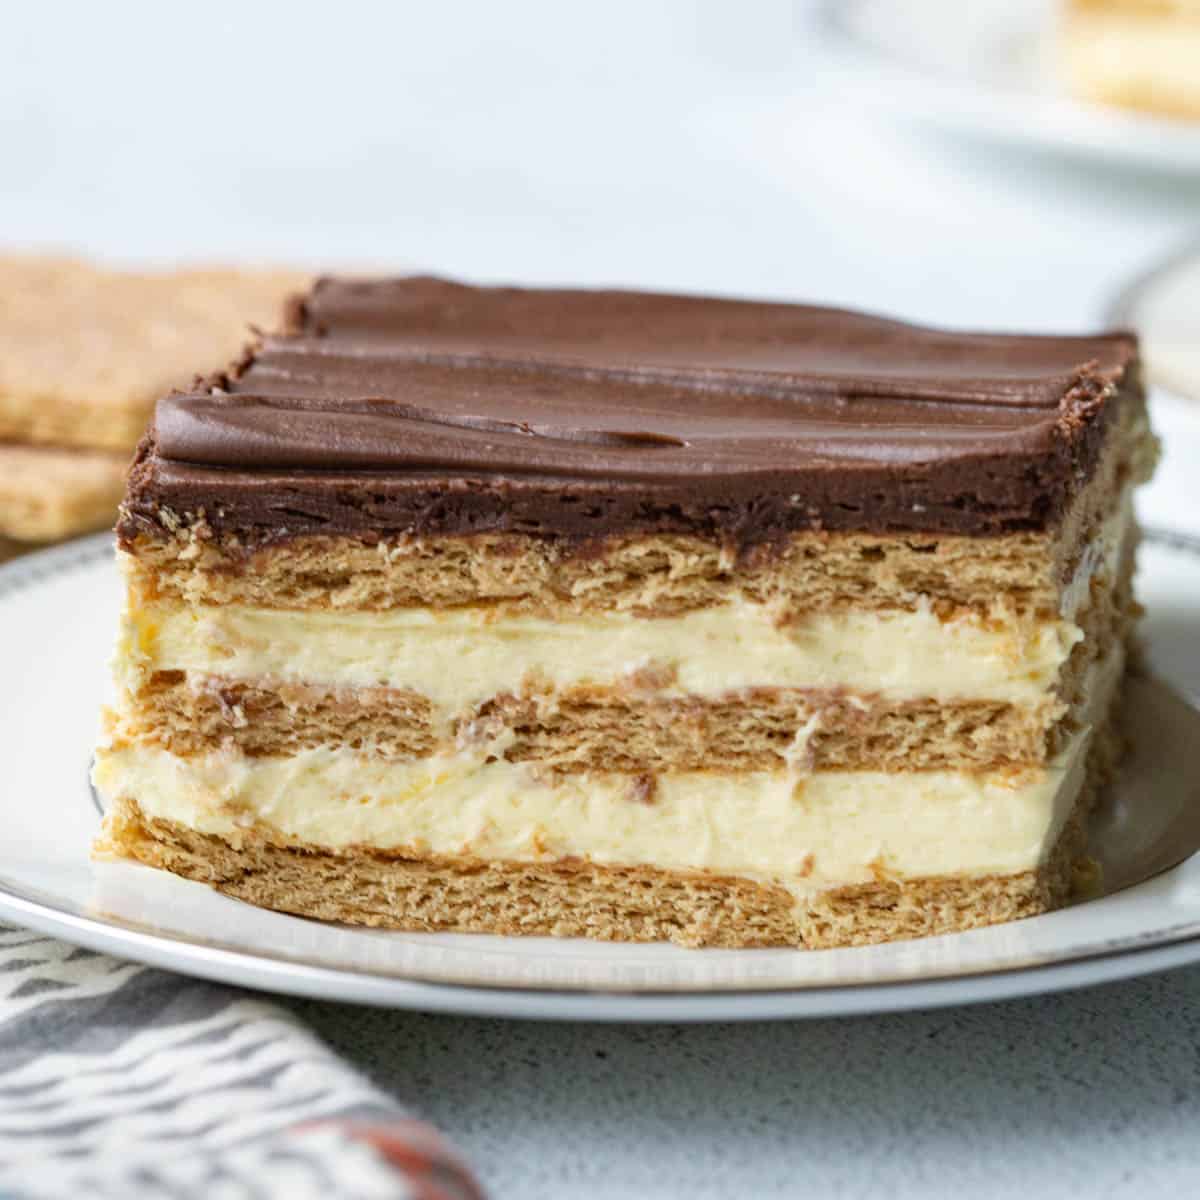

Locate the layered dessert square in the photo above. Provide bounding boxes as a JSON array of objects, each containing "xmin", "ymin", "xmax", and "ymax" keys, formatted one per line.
[
  {"xmin": 0, "ymin": 257, "xmax": 306, "ymax": 551},
  {"xmin": 93, "ymin": 278, "xmax": 1156, "ymax": 948}
]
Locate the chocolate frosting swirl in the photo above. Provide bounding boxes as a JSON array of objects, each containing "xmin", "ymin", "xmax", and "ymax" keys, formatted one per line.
[{"xmin": 122, "ymin": 276, "xmax": 1137, "ymax": 547}]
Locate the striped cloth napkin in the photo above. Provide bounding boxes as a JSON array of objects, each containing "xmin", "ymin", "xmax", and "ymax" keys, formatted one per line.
[{"xmin": 0, "ymin": 925, "xmax": 484, "ymax": 1199}]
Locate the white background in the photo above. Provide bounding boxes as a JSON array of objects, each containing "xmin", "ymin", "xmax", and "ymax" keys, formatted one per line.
[
  {"xmin": 5, "ymin": 0, "xmax": 1200, "ymax": 329},
  {"xmin": 4, "ymin": 2, "xmax": 1200, "ymax": 1197}
]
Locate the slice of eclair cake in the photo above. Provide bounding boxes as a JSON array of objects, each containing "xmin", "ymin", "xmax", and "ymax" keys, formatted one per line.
[{"xmin": 93, "ymin": 277, "xmax": 1156, "ymax": 948}]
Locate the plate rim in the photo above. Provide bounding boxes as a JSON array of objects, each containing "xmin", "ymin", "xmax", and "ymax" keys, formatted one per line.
[
  {"xmin": 3, "ymin": 879, "xmax": 1200, "ymax": 1022},
  {"xmin": 2, "ymin": 529, "xmax": 1200, "ymax": 1021}
]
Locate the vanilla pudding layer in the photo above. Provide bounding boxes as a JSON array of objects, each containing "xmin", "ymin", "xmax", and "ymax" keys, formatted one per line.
[
  {"xmin": 118, "ymin": 489, "xmax": 1134, "ymax": 714},
  {"xmin": 119, "ymin": 593, "xmax": 1086, "ymax": 712},
  {"xmin": 96, "ymin": 645, "xmax": 1124, "ymax": 903},
  {"xmin": 94, "ymin": 713, "xmax": 1096, "ymax": 899},
  {"xmin": 95, "ymin": 644, "xmax": 1123, "ymax": 898},
  {"xmin": 94, "ymin": 640, "xmax": 1126, "ymax": 949},
  {"xmin": 118, "ymin": 547, "xmax": 1135, "ymax": 772},
  {"xmin": 111, "ymin": 497, "xmax": 1135, "ymax": 772}
]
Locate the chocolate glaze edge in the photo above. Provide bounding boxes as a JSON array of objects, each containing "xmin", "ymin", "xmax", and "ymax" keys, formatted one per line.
[{"xmin": 116, "ymin": 392, "xmax": 1116, "ymax": 549}]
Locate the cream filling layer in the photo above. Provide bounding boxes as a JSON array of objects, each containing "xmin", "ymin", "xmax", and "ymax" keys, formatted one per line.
[
  {"xmin": 119, "ymin": 597, "xmax": 1081, "ymax": 712},
  {"xmin": 97, "ymin": 640, "xmax": 1123, "ymax": 894},
  {"xmin": 96, "ymin": 642, "xmax": 1123, "ymax": 894},
  {"xmin": 114, "ymin": 495, "xmax": 1133, "ymax": 715},
  {"xmin": 94, "ymin": 726, "xmax": 1091, "ymax": 891}
]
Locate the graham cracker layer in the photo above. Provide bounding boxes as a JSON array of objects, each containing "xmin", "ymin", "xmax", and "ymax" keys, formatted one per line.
[
  {"xmin": 124, "ymin": 673, "xmax": 1053, "ymax": 772},
  {"xmin": 119, "ymin": 396, "xmax": 1155, "ymax": 618},
  {"xmin": 96, "ymin": 714, "xmax": 1111, "ymax": 950},
  {"xmin": 0, "ymin": 257, "xmax": 307, "ymax": 452},
  {"xmin": 114, "ymin": 543, "xmax": 1137, "ymax": 773},
  {"xmin": 125, "ymin": 526, "xmax": 1073, "ymax": 619},
  {"xmin": 0, "ymin": 443, "xmax": 128, "ymax": 542}
]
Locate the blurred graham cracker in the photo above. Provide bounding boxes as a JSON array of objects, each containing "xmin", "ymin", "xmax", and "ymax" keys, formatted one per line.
[
  {"xmin": 0, "ymin": 443, "xmax": 129, "ymax": 542},
  {"xmin": 0, "ymin": 256, "xmax": 310, "ymax": 452},
  {"xmin": 1061, "ymin": 0, "xmax": 1200, "ymax": 121}
]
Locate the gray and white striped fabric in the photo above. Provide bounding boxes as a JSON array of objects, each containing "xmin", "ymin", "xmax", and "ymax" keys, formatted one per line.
[{"xmin": 0, "ymin": 926, "xmax": 483, "ymax": 1199}]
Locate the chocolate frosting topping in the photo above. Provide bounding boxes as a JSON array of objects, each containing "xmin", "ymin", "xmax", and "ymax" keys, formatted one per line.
[{"xmin": 122, "ymin": 276, "xmax": 1137, "ymax": 546}]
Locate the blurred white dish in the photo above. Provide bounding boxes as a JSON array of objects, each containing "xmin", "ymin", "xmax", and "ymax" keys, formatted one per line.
[
  {"xmin": 1110, "ymin": 241, "xmax": 1200, "ymax": 402},
  {"xmin": 826, "ymin": 0, "xmax": 1200, "ymax": 173}
]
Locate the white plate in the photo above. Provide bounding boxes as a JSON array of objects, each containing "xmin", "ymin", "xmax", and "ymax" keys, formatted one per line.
[
  {"xmin": 1, "ymin": 523, "xmax": 1198, "ymax": 1022},
  {"xmin": 825, "ymin": 0, "xmax": 1200, "ymax": 173}
]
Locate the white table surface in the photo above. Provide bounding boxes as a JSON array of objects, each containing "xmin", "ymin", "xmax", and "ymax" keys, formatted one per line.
[{"xmin": 5, "ymin": 2, "xmax": 1200, "ymax": 1196}]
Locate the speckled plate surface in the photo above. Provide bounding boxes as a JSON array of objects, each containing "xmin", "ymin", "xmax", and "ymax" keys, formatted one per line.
[{"xmin": 1, "ymin": 479, "xmax": 1199, "ymax": 1021}]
